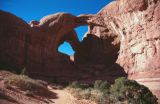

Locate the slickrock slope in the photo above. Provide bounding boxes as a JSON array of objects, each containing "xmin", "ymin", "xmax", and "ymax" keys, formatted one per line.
[{"xmin": 77, "ymin": 0, "xmax": 160, "ymax": 99}]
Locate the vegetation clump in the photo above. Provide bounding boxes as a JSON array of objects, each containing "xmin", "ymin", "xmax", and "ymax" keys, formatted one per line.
[
  {"xmin": 109, "ymin": 77, "xmax": 158, "ymax": 104},
  {"xmin": 67, "ymin": 77, "xmax": 158, "ymax": 104},
  {"xmin": 67, "ymin": 80, "xmax": 110, "ymax": 104},
  {"xmin": 4, "ymin": 74, "xmax": 49, "ymax": 96}
]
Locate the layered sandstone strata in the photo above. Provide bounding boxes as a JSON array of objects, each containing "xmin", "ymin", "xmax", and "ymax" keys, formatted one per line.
[{"xmin": 80, "ymin": 0, "xmax": 160, "ymax": 98}]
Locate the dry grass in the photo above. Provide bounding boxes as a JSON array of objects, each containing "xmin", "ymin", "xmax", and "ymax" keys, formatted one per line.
[
  {"xmin": 4, "ymin": 74, "xmax": 50, "ymax": 96},
  {"xmin": 66, "ymin": 87, "xmax": 108, "ymax": 104}
]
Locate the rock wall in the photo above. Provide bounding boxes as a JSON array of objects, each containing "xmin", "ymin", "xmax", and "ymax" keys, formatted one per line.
[
  {"xmin": 81, "ymin": 0, "xmax": 160, "ymax": 98},
  {"xmin": 0, "ymin": 11, "xmax": 30, "ymax": 72},
  {"xmin": 26, "ymin": 29, "xmax": 81, "ymax": 81}
]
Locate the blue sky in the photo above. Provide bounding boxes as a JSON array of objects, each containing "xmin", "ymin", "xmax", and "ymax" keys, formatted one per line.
[{"xmin": 0, "ymin": 0, "xmax": 112, "ymax": 55}]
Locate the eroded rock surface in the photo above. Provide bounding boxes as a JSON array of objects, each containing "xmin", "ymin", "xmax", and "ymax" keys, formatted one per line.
[{"xmin": 77, "ymin": 0, "xmax": 160, "ymax": 99}]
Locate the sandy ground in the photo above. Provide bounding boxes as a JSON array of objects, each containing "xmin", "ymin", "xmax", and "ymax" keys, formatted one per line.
[
  {"xmin": 48, "ymin": 86, "xmax": 96, "ymax": 104},
  {"xmin": 0, "ymin": 71, "xmax": 95, "ymax": 104},
  {"xmin": 48, "ymin": 86, "xmax": 74, "ymax": 104}
]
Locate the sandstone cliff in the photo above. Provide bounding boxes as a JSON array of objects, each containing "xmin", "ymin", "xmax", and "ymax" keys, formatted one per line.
[{"xmin": 77, "ymin": 0, "xmax": 160, "ymax": 99}]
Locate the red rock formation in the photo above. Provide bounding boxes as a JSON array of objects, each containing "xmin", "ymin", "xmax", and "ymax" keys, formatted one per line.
[
  {"xmin": 26, "ymin": 13, "xmax": 102, "ymax": 80},
  {"xmin": 0, "ymin": 11, "xmax": 78, "ymax": 78},
  {"xmin": 0, "ymin": 11, "xmax": 30, "ymax": 72},
  {"xmin": 78, "ymin": 0, "xmax": 160, "ymax": 99},
  {"xmin": 0, "ymin": 11, "xmax": 101, "ymax": 82},
  {"xmin": 0, "ymin": 0, "xmax": 159, "ymax": 100}
]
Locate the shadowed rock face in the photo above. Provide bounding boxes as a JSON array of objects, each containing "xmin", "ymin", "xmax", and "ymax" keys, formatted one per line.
[
  {"xmin": 0, "ymin": 11, "xmax": 30, "ymax": 72},
  {"xmin": 0, "ymin": 11, "xmax": 112, "ymax": 82},
  {"xmin": 76, "ymin": 0, "xmax": 160, "ymax": 99}
]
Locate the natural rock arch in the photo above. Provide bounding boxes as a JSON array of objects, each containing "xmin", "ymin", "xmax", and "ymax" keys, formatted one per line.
[{"xmin": 29, "ymin": 13, "xmax": 101, "ymax": 55}]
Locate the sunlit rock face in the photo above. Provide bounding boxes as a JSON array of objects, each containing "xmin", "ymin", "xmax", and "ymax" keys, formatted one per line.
[{"xmin": 78, "ymin": 0, "xmax": 160, "ymax": 99}]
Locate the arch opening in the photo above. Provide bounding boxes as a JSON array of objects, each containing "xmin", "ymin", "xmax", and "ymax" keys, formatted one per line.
[
  {"xmin": 75, "ymin": 26, "xmax": 88, "ymax": 41},
  {"xmin": 58, "ymin": 26, "xmax": 88, "ymax": 56},
  {"xmin": 58, "ymin": 42, "xmax": 75, "ymax": 56}
]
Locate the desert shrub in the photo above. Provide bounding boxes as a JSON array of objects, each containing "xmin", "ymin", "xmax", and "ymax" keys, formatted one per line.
[
  {"xmin": 69, "ymin": 81, "xmax": 82, "ymax": 88},
  {"xmin": 68, "ymin": 80, "xmax": 109, "ymax": 104},
  {"xmin": 69, "ymin": 88, "xmax": 83, "ymax": 99},
  {"xmin": 4, "ymin": 74, "xmax": 49, "ymax": 96},
  {"xmin": 90, "ymin": 89, "xmax": 109, "ymax": 104},
  {"xmin": 93, "ymin": 80, "xmax": 110, "ymax": 104},
  {"xmin": 94, "ymin": 80, "xmax": 110, "ymax": 92},
  {"xmin": 68, "ymin": 78, "xmax": 158, "ymax": 104},
  {"xmin": 109, "ymin": 77, "xmax": 127, "ymax": 101},
  {"xmin": 68, "ymin": 87, "xmax": 108, "ymax": 104},
  {"xmin": 110, "ymin": 77, "xmax": 158, "ymax": 104},
  {"xmin": 67, "ymin": 81, "xmax": 92, "ymax": 99},
  {"xmin": 68, "ymin": 81, "xmax": 90, "ymax": 89},
  {"xmin": 79, "ymin": 88, "xmax": 92, "ymax": 99}
]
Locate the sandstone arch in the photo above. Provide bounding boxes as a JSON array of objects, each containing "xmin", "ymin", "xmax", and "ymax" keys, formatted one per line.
[{"xmin": 29, "ymin": 13, "xmax": 101, "ymax": 54}]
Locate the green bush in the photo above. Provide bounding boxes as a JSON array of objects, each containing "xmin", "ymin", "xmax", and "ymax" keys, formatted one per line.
[
  {"xmin": 68, "ymin": 78, "xmax": 158, "ymax": 104},
  {"xmin": 68, "ymin": 80, "xmax": 109, "ymax": 104},
  {"xmin": 94, "ymin": 80, "xmax": 110, "ymax": 92},
  {"xmin": 90, "ymin": 89, "xmax": 109, "ymax": 104},
  {"xmin": 110, "ymin": 77, "xmax": 158, "ymax": 104}
]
